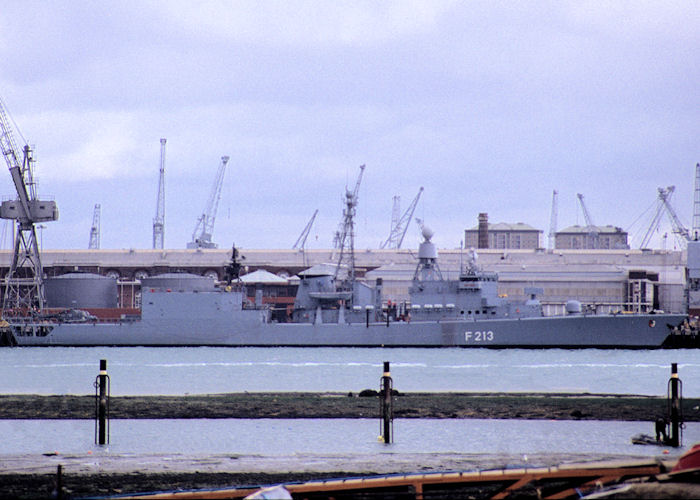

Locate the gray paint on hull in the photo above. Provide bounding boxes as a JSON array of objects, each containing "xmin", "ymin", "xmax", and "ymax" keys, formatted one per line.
[{"xmin": 13, "ymin": 313, "xmax": 687, "ymax": 348}]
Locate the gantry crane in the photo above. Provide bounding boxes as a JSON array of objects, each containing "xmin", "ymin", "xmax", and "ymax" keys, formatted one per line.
[
  {"xmin": 152, "ymin": 138, "xmax": 166, "ymax": 249},
  {"xmin": 576, "ymin": 193, "xmax": 599, "ymax": 249},
  {"xmin": 380, "ymin": 187, "xmax": 423, "ymax": 249},
  {"xmin": 88, "ymin": 203, "xmax": 101, "ymax": 249},
  {"xmin": 187, "ymin": 156, "xmax": 230, "ymax": 249},
  {"xmin": 0, "ymin": 96, "xmax": 58, "ymax": 314},
  {"xmin": 333, "ymin": 164, "xmax": 365, "ymax": 283}
]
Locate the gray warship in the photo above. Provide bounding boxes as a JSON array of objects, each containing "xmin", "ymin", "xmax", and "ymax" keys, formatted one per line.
[{"xmin": 0, "ymin": 225, "xmax": 690, "ymax": 348}]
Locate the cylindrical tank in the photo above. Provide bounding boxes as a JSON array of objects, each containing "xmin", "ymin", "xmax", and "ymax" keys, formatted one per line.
[
  {"xmin": 140, "ymin": 273, "xmax": 216, "ymax": 292},
  {"xmin": 45, "ymin": 273, "xmax": 118, "ymax": 308},
  {"xmin": 565, "ymin": 300, "xmax": 582, "ymax": 315}
]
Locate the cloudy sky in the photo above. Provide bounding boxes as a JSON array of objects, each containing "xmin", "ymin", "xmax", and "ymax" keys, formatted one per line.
[{"xmin": 0, "ymin": 1, "xmax": 697, "ymax": 251}]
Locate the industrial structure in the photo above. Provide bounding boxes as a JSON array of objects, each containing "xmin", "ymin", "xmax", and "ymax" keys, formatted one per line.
[
  {"xmin": 152, "ymin": 138, "xmax": 166, "ymax": 250},
  {"xmin": 548, "ymin": 189, "xmax": 558, "ymax": 250},
  {"xmin": 187, "ymin": 155, "xmax": 229, "ymax": 249},
  {"xmin": 0, "ymin": 95, "xmax": 696, "ymax": 326},
  {"xmin": 88, "ymin": 204, "xmax": 100, "ymax": 250},
  {"xmin": 464, "ymin": 214, "xmax": 542, "ymax": 250},
  {"xmin": 0, "ymin": 244, "xmax": 686, "ymax": 319},
  {"xmin": 554, "ymin": 225, "xmax": 629, "ymax": 250},
  {"xmin": 332, "ymin": 164, "xmax": 364, "ymax": 282},
  {"xmin": 640, "ymin": 186, "xmax": 692, "ymax": 250},
  {"xmin": 292, "ymin": 209, "xmax": 318, "ymax": 266},
  {"xmin": 380, "ymin": 187, "xmax": 423, "ymax": 249},
  {"xmin": 0, "ymin": 96, "xmax": 59, "ymax": 312}
]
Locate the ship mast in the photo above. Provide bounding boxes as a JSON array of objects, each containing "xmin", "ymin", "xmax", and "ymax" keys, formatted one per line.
[
  {"xmin": 413, "ymin": 219, "xmax": 442, "ymax": 282},
  {"xmin": 334, "ymin": 164, "xmax": 365, "ymax": 286}
]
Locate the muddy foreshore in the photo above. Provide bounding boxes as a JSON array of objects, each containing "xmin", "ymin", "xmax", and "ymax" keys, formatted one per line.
[
  {"xmin": 2, "ymin": 393, "xmax": 699, "ymax": 499},
  {"xmin": 1, "ymin": 391, "xmax": 699, "ymax": 421}
]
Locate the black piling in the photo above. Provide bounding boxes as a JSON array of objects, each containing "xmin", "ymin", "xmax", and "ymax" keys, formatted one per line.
[
  {"xmin": 379, "ymin": 361, "xmax": 394, "ymax": 444},
  {"xmin": 94, "ymin": 359, "xmax": 110, "ymax": 445},
  {"xmin": 55, "ymin": 464, "xmax": 63, "ymax": 500},
  {"xmin": 667, "ymin": 362, "xmax": 683, "ymax": 447}
]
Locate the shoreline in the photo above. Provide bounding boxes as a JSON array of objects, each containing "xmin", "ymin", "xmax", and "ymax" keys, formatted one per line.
[
  {"xmin": 0, "ymin": 452, "xmax": 672, "ymax": 500},
  {"xmin": 1, "ymin": 392, "xmax": 698, "ymax": 421}
]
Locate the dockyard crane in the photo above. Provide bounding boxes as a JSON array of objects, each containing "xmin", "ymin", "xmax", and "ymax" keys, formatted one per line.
[
  {"xmin": 152, "ymin": 138, "xmax": 166, "ymax": 249},
  {"xmin": 640, "ymin": 186, "xmax": 692, "ymax": 249},
  {"xmin": 0, "ymin": 96, "xmax": 58, "ymax": 313},
  {"xmin": 657, "ymin": 187, "xmax": 690, "ymax": 245},
  {"xmin": 548, "ymin": 190, "xmax": 558, "ymax": 250},
  {"xmin": 293, "ymin": 209, "xmax": 318, "ymax": 266},
  {"xmin": 88, "ymin": 203, "xmax": 101, "ymax": 249},
  {"xmin": 333, "ymin": 164, "xmax": 365, "ymax": 283},
  {"xmin": 380, "ymin": 187, "xmax": 424, "ymax": 249},
  {"xmin": 187, "ymin": 155, "xmax": 230, "ymax": 249},
  {"xmin": 576, "ymin": 193, "xmax": 599, "ymax": 249},
  {"xmin": 293, "ymin": 209, "xmax": 318, "ymax": 250}
]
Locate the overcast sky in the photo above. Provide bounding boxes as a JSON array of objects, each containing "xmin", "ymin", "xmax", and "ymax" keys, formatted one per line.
[{"xmin": 0, "ymin": 1, "xmax": 697, "ymax": 251}]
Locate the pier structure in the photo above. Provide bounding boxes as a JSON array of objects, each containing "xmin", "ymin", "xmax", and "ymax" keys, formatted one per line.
[{"xmin": 0, "ymin": 246, "xmax": 688, "ymax": 315}]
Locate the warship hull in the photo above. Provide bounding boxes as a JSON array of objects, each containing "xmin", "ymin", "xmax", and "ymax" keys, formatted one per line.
[{"xmin": 5, "ymin": 309, "xmax": 690, "ymax": 348}]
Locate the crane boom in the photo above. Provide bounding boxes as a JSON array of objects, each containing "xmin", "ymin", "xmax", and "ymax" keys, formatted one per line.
[
  {"xmin": 576, "ymin": 193, "xmax": 599, "ymax": 248},
  {"xmin": 89, "ymin": 203, "xmax": 101, "ymax": 249},
  {"xmin": 293, "ymin": 209, "xmax": 318, "ymax": 249},
  {"xmin": 640, "ymin": 187, "xmax": 671, "ymax": 249},
  {"xmin": 659, "ymin": 186, "xmax": 691, "ymax": 243},
  {"xmin": 380, "ymin": 187, "xmax": 423, "ymax": 249},
  {"xmin": 187, "ymin": 156, "xmax": 229, "ymax": 249},
  {"xmin": 0, "ymin": 96, "xmax": 58, "ymax": 314},
  {"xmin": 152, "ymin": 138, "xmax": 166, "ymax": 249},
  {"xmin": 640, "ymin": 186, "xmax": 691, "ymax": 249},
  {"xmin": 576, "ymin": 193, "xmax": 596, "ymax": 228}
]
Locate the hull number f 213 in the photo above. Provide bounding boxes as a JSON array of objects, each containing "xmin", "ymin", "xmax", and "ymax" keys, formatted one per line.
[{"xmin": 465, "ymin": 330, "xmax": 494, "ymax": 342}]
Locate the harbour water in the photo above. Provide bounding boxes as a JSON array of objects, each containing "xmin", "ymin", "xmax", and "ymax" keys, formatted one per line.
[
  {"xmin": 2, "ymin": 418, "xmax": 699, "ymax": 459},
  {"xmin": 2, "ymin": 346, "xmax": 699, "ymax": 471},
  {"xmin": 0, "ymin": 347, "xmax": 698, "ymax": 396}
]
